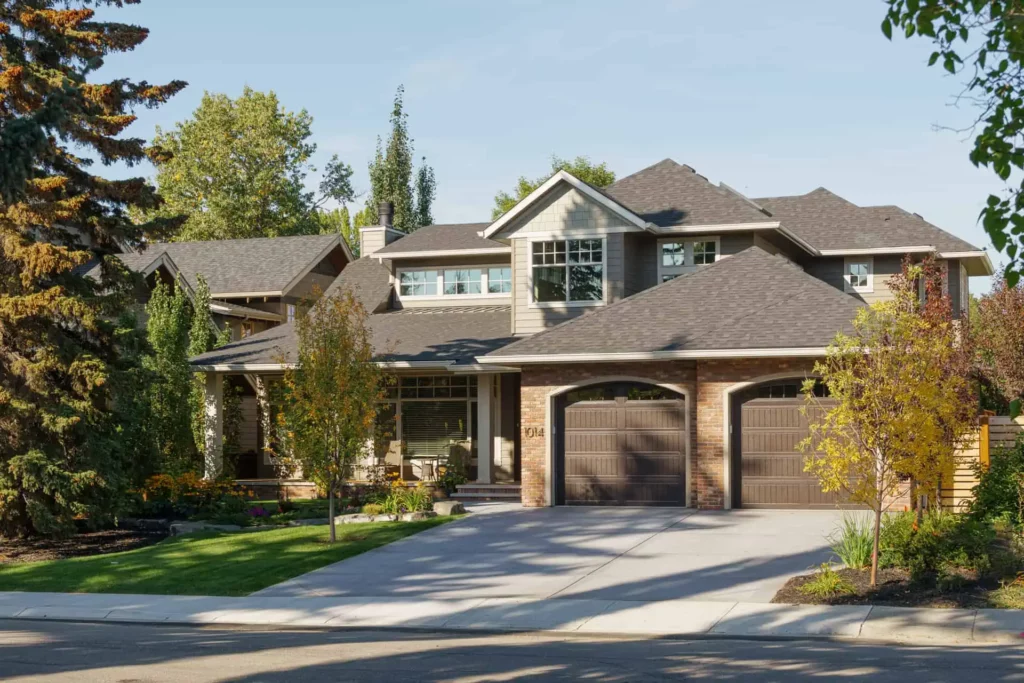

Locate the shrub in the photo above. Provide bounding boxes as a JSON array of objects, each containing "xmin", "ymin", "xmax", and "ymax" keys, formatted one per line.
[
  {"xmin": 799, "ymin": 564, "xmax": 856, "ymax": 600},
  {"xmin": 880, "ymin": 510, "xmax": 997, "ymax": 580},
  {"xmin": 829, "ymin": 513, "xmax": 874, "ymax": 569},
  {"xmin": 361, "ymin": 503, "xmax": 384, "ymax": 515},
  {"xmin": 135, "ymin": 473, "xmax": 251, "ymax": 520},
  {"xmin": 968, "ymin": 436, "xmax": 1024, "ymax": 526}
]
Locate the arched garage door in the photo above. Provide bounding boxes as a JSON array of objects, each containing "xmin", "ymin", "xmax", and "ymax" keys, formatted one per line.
[
  {"xmin": 732, "ymin": 380, "xmax": 840, "ymax": 509},
  {"xmin": 555, "ymin": 382, "xmax": 687, "ymax": 506}
]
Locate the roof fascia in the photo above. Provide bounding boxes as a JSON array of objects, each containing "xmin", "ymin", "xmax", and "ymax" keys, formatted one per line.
[
  {"xmin": 377, "ymin": 247, "xmax": 511, "ymax": 259},
  {"xmin": 819, "ymin": 246, "xmax": 935, "ymax": 256},
  {"xmin": 477, "ymin": 347, "xmax": 829, "ymax": 364},
  {"xmin": 481, "ymin": 170, "xmax": 649, "ymax": 239}
]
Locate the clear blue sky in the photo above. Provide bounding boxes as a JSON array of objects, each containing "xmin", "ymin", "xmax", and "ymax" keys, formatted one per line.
[{"xmin": 101, "ymin": 0, "xmax": 1003, "ymax": 292}]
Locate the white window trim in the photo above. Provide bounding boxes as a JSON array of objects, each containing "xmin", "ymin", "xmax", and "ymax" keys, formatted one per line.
[
  {"xmin": 656, "ymin": 236, "xmax": 721, "ymax": 282},
  {"xmin": 526, "ymin": 235, "xmax": 608, "ymax": 309},
  {"xmin": 395, "ymin": 264, "xmax": 513, "ymax": 302},
  {"xmin": 844, "ymin": 256, "xmax": 874, "ymax": 294}
]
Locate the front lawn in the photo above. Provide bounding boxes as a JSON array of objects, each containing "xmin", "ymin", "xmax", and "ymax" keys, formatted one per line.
[{"xmin": 0, "ymin": 518, "xmax": 452, "ymax": 596}]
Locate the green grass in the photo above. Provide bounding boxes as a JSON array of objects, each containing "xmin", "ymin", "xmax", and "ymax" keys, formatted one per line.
[{"xmin": 0, "ymin": 518, "xmax": 452, "ymax": 597}]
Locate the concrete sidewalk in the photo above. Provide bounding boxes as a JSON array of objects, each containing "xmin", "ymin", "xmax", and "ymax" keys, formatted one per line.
[{"xmin": 2, "ymin": 591, "xmax": 1023, "ymax": 646}]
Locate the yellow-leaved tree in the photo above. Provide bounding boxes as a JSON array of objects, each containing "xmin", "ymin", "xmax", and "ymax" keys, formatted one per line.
[
  {"xmin": 274, "ymin": 289, "xmax": 387, "ymax": 542},
  {"xmin": 799, "ymin": 259, "xmax": 975, "ymax": 586}
]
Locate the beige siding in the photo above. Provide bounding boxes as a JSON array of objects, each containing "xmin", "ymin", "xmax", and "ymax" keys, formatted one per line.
[
  {"xmin": 237, "ymin": 395, "xmax": 259, "ymax": 454},
  {"xmin": 391, "ymin": 255, "xmax": 513, "ymax": 309},
  {"xmin": 720, "ymin": 232, "xmax": 755, "ymax": 256},
  {"xmin": 495, "ymin": 183, "xmax": 633, "ymax": 237},
  {"xmin": 513, "ymin": 232, "xmax": 626, "ymax": 335},
  {"xmin": 803, "ymin": 254, "xmax": 903, "ymax": 305}
]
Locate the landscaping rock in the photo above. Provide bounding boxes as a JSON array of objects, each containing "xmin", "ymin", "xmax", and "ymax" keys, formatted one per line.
[
  {"xmin": 433, "ymin": 501, "xmax": 465, "ymax": 516},
  {"xmin": 287, "ymin": 518, "xmax": 329, "ymax": 527},
  {"xmin": 400, "ymin": 511, "xmax": 437, "ymax": 521}
]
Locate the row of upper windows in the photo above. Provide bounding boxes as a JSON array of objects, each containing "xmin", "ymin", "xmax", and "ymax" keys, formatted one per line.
[{"xmin": 399, "ymin": 267, "xmax": 512, "ymax": 298}]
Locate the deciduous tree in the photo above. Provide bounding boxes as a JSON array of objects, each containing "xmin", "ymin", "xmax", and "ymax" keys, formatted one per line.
[
  {"xmin": 0, "ymin": 1, "xmax": 185, "ymax": 536},
  {"xmin": 492, "ymin": 156, "xmax": 616, "ymax": 219},
  {"xmin": 976, "ymin": 274, "xmax": 1024, "ymax": 414},
  {"xmin": 800, "ymin": 268, "xmax": 975, "ymax": 586},
  {"xmin": 144, "ymin": 280, "xmax": 195, "ymax": 474},
  {"xmin": 275, "ymin": 289, "xmax": 386, "ymax": 542},
  {"xmin": 364, "ymin": 86, "xmax": 435, "ymax": 232},
  {"xmin": 151, "ymin": 88, "xmax": 354, "ymax": 241},
  {"xmin": 882, "ymin": 1, "xmax": 1024, "ymax": 285}
]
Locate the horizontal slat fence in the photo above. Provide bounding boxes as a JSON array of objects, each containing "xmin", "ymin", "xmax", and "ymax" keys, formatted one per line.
[{"xmin": 941, "ymin": 415, "xmax": 1024, "ymax": 511}]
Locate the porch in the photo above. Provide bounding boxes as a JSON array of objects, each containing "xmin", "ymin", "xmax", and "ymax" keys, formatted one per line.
[{"xmin": 200, "ymin": 369, "xmax": 522, "ymax": 495}]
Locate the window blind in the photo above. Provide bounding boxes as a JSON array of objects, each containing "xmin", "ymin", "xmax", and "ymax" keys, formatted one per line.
[{"xmin": 402, "ymin": 401, "xmax": 468, "ymax": 456}]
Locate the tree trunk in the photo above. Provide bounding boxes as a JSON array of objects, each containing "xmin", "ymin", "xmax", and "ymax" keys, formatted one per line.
[
  {"xmin": 328, "ymin": 475, "xmax": 336, "ymax": 543},
  {"xmin": 871, "ymin": 506, "xmax": 881, "ymax": 587}
]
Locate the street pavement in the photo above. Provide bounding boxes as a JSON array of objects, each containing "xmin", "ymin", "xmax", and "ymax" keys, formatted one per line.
[{"xmin": 2, "ymin": 619, "xmax": 1023, "ymax": 682}]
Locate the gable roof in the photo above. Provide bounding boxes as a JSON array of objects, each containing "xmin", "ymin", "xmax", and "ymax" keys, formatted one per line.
[
  {"xmin": 190, "ymin": 306, "xmax": 514, "ymax": 370},
  {"xmin": 754, "ymin": 188, "xmax": 981, "ymax": 254},
  {"xmin": 482, "ymin": 247, "xmax": 864, "ymax": 362},
  {"xmin": 89, "ymin": 234, "xmax": 349, "ymax": 297},
  {"xmin": 374, "ymin": 222, "xmax": 506, "ymax": 257},
  {"xmin": 603, "ymin": 159, "xmax": 777, "ymax": 228}
]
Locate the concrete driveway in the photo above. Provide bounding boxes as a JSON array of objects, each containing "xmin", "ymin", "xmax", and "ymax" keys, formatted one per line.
[{"xmin": 257, "ymin": 504, "xmax": 845, "ymax": 603}]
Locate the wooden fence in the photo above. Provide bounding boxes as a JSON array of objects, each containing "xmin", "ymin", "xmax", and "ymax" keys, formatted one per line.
[{"xmin": 940, "ymin": 415, "xmax": 1024, "ymax": 511}]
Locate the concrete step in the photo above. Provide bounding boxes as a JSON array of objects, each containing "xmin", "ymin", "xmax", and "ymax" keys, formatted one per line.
[{"xmin": 451, "ymin": 492, "xmax": 522, "ymax": 500}]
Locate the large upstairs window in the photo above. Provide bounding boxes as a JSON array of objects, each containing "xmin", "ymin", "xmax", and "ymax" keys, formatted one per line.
[
  {"xmin": 531, "ymin": 238, "xmax": 604, "ymax": 304},
  {"xmin": 658, "ymin": 238, "xmax": 719, "ymax": 281}
]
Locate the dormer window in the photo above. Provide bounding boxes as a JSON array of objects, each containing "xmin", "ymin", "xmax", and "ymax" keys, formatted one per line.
[
  {"xmin": 658, "ymin": 237, "xmax": 720, "ymax": 281},
  {"xmin": 844, "ymin": 257, "xmax": 873, "ymax": 294},
  {"xmin": 397, "ymin": 266, "xmax": 511, "ymax": 300}
]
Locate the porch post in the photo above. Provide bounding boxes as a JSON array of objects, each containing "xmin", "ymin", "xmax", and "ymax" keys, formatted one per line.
[
  {"xmin": 203, "ymin": 372, "xmax": 224, "ymax": 480},
  {"xmin": 477, "ymin": 374, "xmax": 493, "ymax": 484}
]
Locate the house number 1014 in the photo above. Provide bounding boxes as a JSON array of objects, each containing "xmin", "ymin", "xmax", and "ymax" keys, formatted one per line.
[{"xmin": 524, "ymin": 427, "xmax": 545, "ymax": 438}]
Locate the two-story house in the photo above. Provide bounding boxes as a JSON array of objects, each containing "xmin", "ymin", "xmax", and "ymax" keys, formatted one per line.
[{"xmin": 191, "ymin": 159, "xmax": 992, "ymax": 510}]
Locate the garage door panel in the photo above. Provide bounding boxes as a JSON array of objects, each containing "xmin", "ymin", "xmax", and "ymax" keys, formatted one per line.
[
  {"xmin": 563, "ymin": 395, "xmax": 685, "ymax": 506},
  {"xmin": 739, "ymin": 396, "xmax": 840, "ymax": 509}
]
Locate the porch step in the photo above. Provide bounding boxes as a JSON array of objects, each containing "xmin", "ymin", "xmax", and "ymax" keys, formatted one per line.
[{"xmin": 452, "ymin": 484, "xmax": 521, "ymax": 501}]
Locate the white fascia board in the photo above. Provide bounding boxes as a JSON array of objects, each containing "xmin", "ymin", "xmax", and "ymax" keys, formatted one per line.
[
  {"xmin": 481, "ymin": 170, "xmax": 648, "ymax": 238},
  {"xmin": 476, "ymin": 347, "xmax": 829, "ymax": 364},
  {"xmin": 818, "ymin": 246, "xmax": 935, "ymax": 256},
  {"xmin": 378, "ymin": 247, "xmax": 511, "ymax": 259},
  {"xmin": 448, "ymin": 364, "xmax": 522, "ymax": 374},
  {"xmin": 376, "ymin": 360, "xmax": 455, "ymax": 370},
  {"xmin": 939, "ymin": 250, "xmax": 995, "ymax": 276},
  {"xmin": 193, "ymin": 363, "xmax": 294, "ymax": 373},
  {"xmin": 210, "ymin": 291, "xmax": 283, "ymax": 298},
  {"xmin": 208, "ymin": 304, "xmax": 283, "ymax": 322}
]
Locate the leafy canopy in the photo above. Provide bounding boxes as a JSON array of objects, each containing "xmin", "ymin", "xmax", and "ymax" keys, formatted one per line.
[
  {"xmin": 800, "ymin": 257, "xmax": 975, "ymax": 584},
  {"xmin": 363, "ymin": 86, "xmax": 435, "ymax": 232},
  {"xmin": 0, "ymin": 1, "xmax": 185, "ymax": 536},
  {"xmin": 151, "ymin": 87, "xmax": 355, "ymax": 241},
  {"xmin": 492, "ymin": 156, "xmax": 616, "ymax": 219},
  {"xmin": 883, "ymin": 1, "xmax": 1024, "ymax": 285},
  {"xmin": 975, "ymin": 274, "xmax": 1024, "ymax": 414},
  {"xmin": 274, "ymin": 288, "xmax": 386, "ymax": 541}
]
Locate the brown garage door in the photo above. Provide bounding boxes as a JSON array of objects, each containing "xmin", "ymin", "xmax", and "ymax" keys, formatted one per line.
[
  {"xmin": 738, "ymin": 397, "xmax": 840, "ymax": 509},
  {"xmin": 562, "ymin": 396, "xmax": 686, "ymax": 505}
]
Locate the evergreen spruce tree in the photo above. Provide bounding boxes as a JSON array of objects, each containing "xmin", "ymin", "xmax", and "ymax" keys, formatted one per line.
[{"xmin": 0, "ymin": 1, "xmax": 185, "ymax": 535}]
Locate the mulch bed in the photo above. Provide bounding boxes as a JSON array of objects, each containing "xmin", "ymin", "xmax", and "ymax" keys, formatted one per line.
[
  {"xmin": 0, "ymin": 529, "xmax": 168, "ymax": 564},
  {"xmin": 773, "ymin": 567, "xmax": 1000, "ymax": 609}
]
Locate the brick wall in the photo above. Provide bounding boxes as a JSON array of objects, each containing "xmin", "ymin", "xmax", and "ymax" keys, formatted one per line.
[{"xmin": 518, "ymin": 357, "xmax": 818, "ymax": 509}]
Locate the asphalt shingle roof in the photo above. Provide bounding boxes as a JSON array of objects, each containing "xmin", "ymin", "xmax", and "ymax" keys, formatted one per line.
[
  {"xmin": 754, "ymin": 188, "xmax": 980, "ymax": 252},
  {"xmin": 602, "ymin": 159, "xmax": 776, "ymax": 227},
  {"xmin": 321, "ymin": 257, "xmax": 394, "ymax": 313},
  {"xmin": 374, "ymin": 222, "xmax": 503, "ymax": 255},
  {"xmin": 190, "ymin": 306, "xmax": 514, "ymax": 368},
  {"xmin": 486, "ymin": 247, "xmax": 864, "ymax": 358},
  {"xmin": 89, "ymin": 234, "xmax": 345, "ymax": 296}
]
